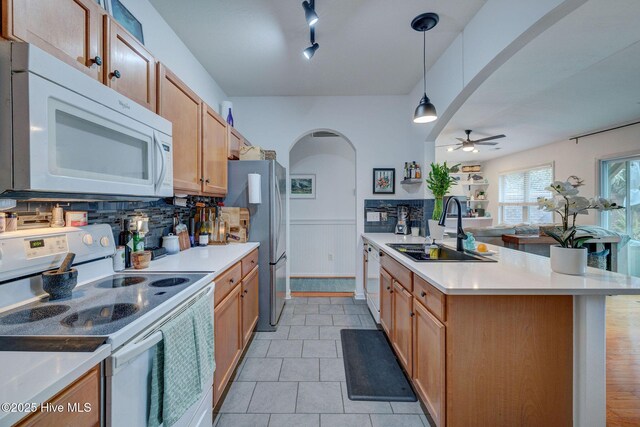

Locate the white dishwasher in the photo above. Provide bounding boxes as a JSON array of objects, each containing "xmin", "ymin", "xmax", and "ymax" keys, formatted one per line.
[{"xmin": 364, "ymin": 243, "xmax": 381, "ymax": 323}]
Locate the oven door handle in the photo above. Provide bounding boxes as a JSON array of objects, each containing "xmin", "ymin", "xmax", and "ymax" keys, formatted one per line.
[{"xmin": 111, "ymin": 284, "xmax": 214, "ymax": 371}]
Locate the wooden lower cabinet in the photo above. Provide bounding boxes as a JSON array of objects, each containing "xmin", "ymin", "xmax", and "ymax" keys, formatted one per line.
[
  {"xmin": 380, "ymin": 268, "xmax": 393, "ymax": 337},
  {"xmin": 17, "ymin": 365, "xmax": 100, "ymax": 427},
  {"xmin": 391, "ymin": 281, "xmax": 413, "ymax": 376},
  {"xmin": 413, "ymin": 299, "xmax": 445, "ymax": 427},
  {"xmin": 241, "ymin": 266, "xmax": 259, "ymax": 346},
  {"xmin": 213, "ymin": 284, "xmax": 243, "ymax": 406}
]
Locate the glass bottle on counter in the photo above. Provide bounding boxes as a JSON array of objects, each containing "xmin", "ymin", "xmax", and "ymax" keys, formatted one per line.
[
  {"xmin": 198, "ymin": 210, "xmax": 209, "ymax": 246},
  {"xmin": 119, "ymin": 219, "xmax": 133, "ymax": 268}
]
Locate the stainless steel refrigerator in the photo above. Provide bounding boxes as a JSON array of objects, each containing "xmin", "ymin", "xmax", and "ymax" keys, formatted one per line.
[{"xmin": 226, "ymin": 160, "xmax": 287, "ymax": 331}]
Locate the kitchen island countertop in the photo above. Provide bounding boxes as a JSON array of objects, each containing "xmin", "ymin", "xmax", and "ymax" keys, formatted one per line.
[
  {"xmin": 0, "ymin": 345, "xmax": 110, "ymax": 426},
  {"xmin": 362, "ymin": 233, "xmax": 640, "ymax": 296}
]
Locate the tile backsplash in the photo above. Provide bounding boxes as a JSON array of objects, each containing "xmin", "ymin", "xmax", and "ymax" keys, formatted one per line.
[
  {"xmin": 364, "ymin": 199, "xmax": 432, "ymax": 235},
  {"xmin": 11, "ymin": 197, "xmax": 221, "ymax": 248}
]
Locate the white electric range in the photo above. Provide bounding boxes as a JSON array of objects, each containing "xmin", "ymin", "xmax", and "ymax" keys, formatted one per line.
[{"xmin": 0, "ymin": 225, "xmax": 215, "ymax": 427}]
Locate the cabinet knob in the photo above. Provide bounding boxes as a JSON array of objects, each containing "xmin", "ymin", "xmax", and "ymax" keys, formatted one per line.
[
  {"xmin": 92, "ymin": 56, "xmax": 102, "ymax": 66},
  {"xmin": 379, "ymin": 252, "xmax": 384, "ymax": 256},
  {"xmin": 251, "ymin": 260, "xmax": 255, "ymax": 264},
  {"xmin": 200, "ymin": 177, "xmax": 204, "ymax": 183},
  {"xmin": 205, "ymin": 179, "xmax": 210, "ymax": 184},
  {"xmin": 390, "ymin": 290, "xmax": 394, "ymax": 294},
  {"xmin": 410, "ymin": 312, "xmax": 415, "ymax": 317},
  {"xmin": 386, "ymin": 286, "xmax": 390, "ymax": 290},
  {"xmin": 420, "ymin": 291, "xmax": 426, "ymax": 297},
  {"xmin": 111, "ymin": 69, "xmax": 121, "ymax": 79},
  {"xmin": 240, "ymin": 294, "xmax": 244, "ymax": 298},
  {"xmin": 230, "ymin": 278, "xmax": 235, "ymax": 284},
  {"xmin": 244, "ymin": 290, "xmax": 248, "ymax": 294},
  {"xmin": 368, "ymin": 247, "xmax": 372, "ymax": 252}
]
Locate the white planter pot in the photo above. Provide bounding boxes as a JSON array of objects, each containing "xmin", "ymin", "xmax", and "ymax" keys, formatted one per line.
[
  {"xmin": 550, "ymin": 245, "xmax": 587, "ymax": 275},
  {"xmin": 428, "ymin": 220, "xmax": 445, "ymax": 241}
]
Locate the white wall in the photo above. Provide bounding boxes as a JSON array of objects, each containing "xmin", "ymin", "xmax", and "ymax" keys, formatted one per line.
[
  {"xmin": 120, "ymin": 0, "xmax": 228, "ymax": 109},
  {"xmin": 289, "ymin": 135, "xmax": 356, "ymax": 277},
  {"xmin": 482, "ymin": 124, "xmax": 640, "ymax": 224},
  {"xmin": 229, "ymin": 95, "xmax": 430, "ymax": 298}
]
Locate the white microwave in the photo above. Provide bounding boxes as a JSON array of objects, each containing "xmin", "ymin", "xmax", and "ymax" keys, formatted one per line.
[{"xmin": 0, "ymin": 42, "xmax": 173, "ymax": 200}]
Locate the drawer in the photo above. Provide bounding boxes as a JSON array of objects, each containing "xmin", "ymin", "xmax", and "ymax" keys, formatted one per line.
[
  {"xmin": 413, "ymin": 274, "xmax": 446, "ymax": 322},
  {"xmin": 241, "ymin": 249, "xmax": 259, "ymax": 278},
  {"xmin": 380, "ymin": 250, "xmax": 412, "ymax": 291},
  {"xmin": 214, "ymin": 262, "xmax": 242, "ymax": 307}
]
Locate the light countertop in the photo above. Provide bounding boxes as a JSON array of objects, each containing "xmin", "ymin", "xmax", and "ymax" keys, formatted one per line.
[
  {"xmin": 362, "ymin": 233, "xmax": 640, "ymax": 296},
  {"xmin": 0, "ymin": 345, "xmax": 110, "ymax": 426},
  {"xmin": 134, "ymin": 242, "xmax": 260, "ymax": 275}
]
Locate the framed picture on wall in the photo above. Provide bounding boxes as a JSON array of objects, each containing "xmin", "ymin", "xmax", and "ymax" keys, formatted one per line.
[
  {"xmin": 373, "ymin": 168, "xmax": 395, "ymax": 194},
  {"xmin": 106, "ymin": 0, "xmax": 145, "ymax": 44},
  {"xmin": 290, "ymin": 174, "xmax": 316, "ymax": 199}
]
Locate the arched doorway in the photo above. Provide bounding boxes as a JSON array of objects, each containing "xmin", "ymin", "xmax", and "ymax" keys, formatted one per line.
[{"xmin": 288, "ymin": 129, "xmax": 357, "ymax": 294}]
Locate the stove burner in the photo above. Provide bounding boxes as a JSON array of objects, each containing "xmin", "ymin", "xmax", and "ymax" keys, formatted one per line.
[
  {"xmin": 97, "ymin": 276, "xmax": 146, "ymax": 288},
  {"xmin": 0, "ymin": 305, "xmax": 70, "ymax": 325},
  {"xmin": 60, "ymin": 303, "xmax": 140, "ymax": 329},
  {"xmin": 149, "ymin": 278, "xmax": 189, "ymax": 288}
]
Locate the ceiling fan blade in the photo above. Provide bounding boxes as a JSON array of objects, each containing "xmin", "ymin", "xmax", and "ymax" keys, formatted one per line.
[
  {"xmin": 453, "ymin": 145, "xmax": 464, "ymax": 151},
  {"xmin": 437, "ymin": 143, "xmax": 461, "ymax": 147},
  {"xmin": 455, "ymin": 138, "xmax": 467, "ymax": 143},
  {"xmin": 472, "ymin": 134, "xmax": 506, "ymax": 143},
  {"xmin": 475, "ymin": 142, "xmax": 498, "ymax": 146}
]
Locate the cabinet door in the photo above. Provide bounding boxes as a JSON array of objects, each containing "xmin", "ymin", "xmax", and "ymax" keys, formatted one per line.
[
  {"xmin": 380, "ymin": 268, "xmax": 393, "ymax": 337},
  {"xmin": 227, "ymin": 127, "xmax": 241, "ymax": 160},
  {"xmin": 157, "ymin": 63, "xmax": 202, "ymax": 193},
  {"xmin": 392, "ymin": 281, "xmax": 413, "ymax": 376},
  {"xmin": 413, "ymin": 300, "xmax": 446, "ymax": 427},
  {"xmin": 1, "ymin": 0, "xmax": 104, "ymax": 81},
  {"xmin": 241, "ymin": 265, "xmax": 259, "ymax": 347},
  {"xmin": 16, "ymin": 365, "xmax": 100, "ymax": 427},
  {"xmin": 105, "ymin": 17, "xmax": 156, "ymax": 111},
  {"xmin": 202, "ymin": 104, "xmax": 228, "ymax": 196},
  {"xmin": 213, "ymin": 284, "xmax": 243, "ymax": 406}
]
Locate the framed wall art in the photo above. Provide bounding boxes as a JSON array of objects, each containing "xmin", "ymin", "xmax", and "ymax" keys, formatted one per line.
[
  {"xmin": 373, "ymin": 168, "xmax": 395, "ymax": 194},
  {"xmin": 290, "ymin": 174, "xmax": 316, "ymax": 199}
]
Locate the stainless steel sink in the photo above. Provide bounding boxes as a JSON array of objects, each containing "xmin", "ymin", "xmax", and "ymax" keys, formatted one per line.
[{"xmin": 386, "ymin": 243, "xmax": 497, "ymax": 263}]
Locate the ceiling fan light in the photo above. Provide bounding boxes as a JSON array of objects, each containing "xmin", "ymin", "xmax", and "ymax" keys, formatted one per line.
[
  {"xmin": 302, "ymin": 1, "xmax": 319, "ymax": 26},
  {"xmin": 413, "ymin": 94, "xmax": 437, "ymax": 123},
  {"xmin": 447, "ymin": 147, "xmax": 454, "ymax": 152},
  {"xmin": 462, "ymin": 145, "xmax": 475, "ymax": 152},
  {"xmin": 303, "ymin": 43, "xmax": 319, "ymax": 59},
  {"xmin": 472, "ymin": 149, "xmax": 479, "ymax": 153}
]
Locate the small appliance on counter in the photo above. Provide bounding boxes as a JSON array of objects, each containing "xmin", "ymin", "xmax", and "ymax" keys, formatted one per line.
[{"xmin": 395, "ymin": 205, "xmax": 411, "ymax": 235}]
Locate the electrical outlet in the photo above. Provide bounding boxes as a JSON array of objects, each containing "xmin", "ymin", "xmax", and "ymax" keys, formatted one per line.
[{"xmin": 328, "ymin": 253, "xmax": 333, "ymax": 261}]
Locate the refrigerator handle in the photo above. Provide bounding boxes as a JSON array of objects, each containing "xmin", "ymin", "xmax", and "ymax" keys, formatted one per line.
[{"xmin": 275, "ymin": 172, "xmax": 283, "ymax": 255}]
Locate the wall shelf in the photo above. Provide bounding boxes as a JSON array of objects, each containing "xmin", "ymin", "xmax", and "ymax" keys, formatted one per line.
[{"xmin": 401, "ymin": 178, "xmax": 423, "ymax": 184}]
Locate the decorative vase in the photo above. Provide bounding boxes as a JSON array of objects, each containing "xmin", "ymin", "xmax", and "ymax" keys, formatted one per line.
[
  {"xmin": 433, "ymin": 197, "xmax": 443, "ymax": 221},
  {"xmin": 550, "ymin": 245, "xmax": 587, "ymax": 275},
  {"xmin": 428, "ymin": 219, "xmax": 445, "ymax": 241}
]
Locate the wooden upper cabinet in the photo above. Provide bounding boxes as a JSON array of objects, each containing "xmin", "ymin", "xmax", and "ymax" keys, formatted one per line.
[
  {"xmin": 202, "ymin": 104, "xmax": 228, "ymax": 196},
  {"xmin": 227, "ymin": 127, "xmax": 242, "ymax": 160},
  {"xmin": 157, "ymin": 63, "xmax": 202, "ymax": 193},
  {"xmin": 392, "ymin": 281, "xmax": 413, "ymax": 376},
  {"xmin": 380, "ymin": 267, "xmax": 393, "ymax": 337},
  {"xmin": 105, "ymin": 17, "xmax": 156, "ymax": 111},
  {"xmin": 1, "ymin": 0, "xmax": 105, "ymax": 81},
  {"xmin": 413, "ymin": 300, "xmax": 446, "ymax": 427}
]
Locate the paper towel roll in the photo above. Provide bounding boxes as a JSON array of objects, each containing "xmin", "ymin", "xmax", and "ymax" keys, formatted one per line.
[{"xmin": 248, "ymin": 173, "xmax": 262, "ymax": 204}]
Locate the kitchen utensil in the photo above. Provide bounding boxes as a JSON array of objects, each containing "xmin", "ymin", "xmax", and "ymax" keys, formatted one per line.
[
  {"xmin": 162, "ymin": 234, "xmax": 180, "ymax": 255},
  {"xmin": 176, "ymin": 224, "xmax": 190, "ymax": 251},
  {"xmin": 51, "ymin": 205, "xmax": 65, "ymax": 228},
  {"xmin": 42, "ymin": 268, "xmax": 78, "ymax": 300},
  {"xmin": 57, "ymin": 252, "xmax": 76, "ymax": 273},
  {"xmin": 131, "ymin": 251, "xmax": 152, "ymax": 269},
  {"xmin": 395, "ymin": 205, "xmax": 410, "ymax": 235}
]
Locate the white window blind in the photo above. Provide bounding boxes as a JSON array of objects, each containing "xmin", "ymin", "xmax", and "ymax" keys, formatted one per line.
[{"xmin": 499, "ymin": 164, "xmax": 553, "ymax": 224}]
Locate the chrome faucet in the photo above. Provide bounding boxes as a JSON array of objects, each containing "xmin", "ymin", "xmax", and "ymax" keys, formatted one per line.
[{"xmin": 438, "ymin": 197, "xmax": 467, "ymax": 252}]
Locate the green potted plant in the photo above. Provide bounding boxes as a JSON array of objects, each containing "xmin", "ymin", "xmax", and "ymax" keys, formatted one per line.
[
  {"xmin": 537, "ymin": 176, "xmax": 623, "ymax": 275},
  {"xmin": 426, "ymin": 162, "xmax": 459, "ymax": 239}
]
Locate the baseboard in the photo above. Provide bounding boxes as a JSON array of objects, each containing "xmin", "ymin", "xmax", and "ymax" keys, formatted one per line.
[{"xmin": 291, "ymin": 291, "xmax": 354, "ymax": 297}]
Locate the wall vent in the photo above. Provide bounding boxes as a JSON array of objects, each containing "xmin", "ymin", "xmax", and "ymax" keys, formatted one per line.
[{"xmin": 311, "ymin": 131, "xmax": 340, "ymax": 138}]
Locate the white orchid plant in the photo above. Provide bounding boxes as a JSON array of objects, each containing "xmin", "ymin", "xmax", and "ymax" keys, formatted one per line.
[{"xmin": 537, "ymin": 176, "xmax": 623, "ymax": 248}]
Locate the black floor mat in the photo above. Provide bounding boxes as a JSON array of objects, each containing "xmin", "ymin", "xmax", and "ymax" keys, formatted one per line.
[{"xmin": 341, "ymin": 329, "xmax": 416, "ymax": 401}]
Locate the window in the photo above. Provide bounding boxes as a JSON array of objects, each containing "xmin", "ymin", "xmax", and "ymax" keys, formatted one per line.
[
  {"xmin": 601, "ymin": 155, "xmax": 640, "ymax": 277},
  {"xmin": 498, "ymin": 164, "xmax": 554, "ymax": 224}
]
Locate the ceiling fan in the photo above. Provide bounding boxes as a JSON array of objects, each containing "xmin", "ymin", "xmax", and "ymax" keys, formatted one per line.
[{"xmin": 442, "ymin": 129, "xmax": 506, "ymax": 152}]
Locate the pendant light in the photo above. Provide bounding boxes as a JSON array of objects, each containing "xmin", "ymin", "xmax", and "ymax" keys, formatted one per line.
[
  {"xmin": 412, "ymin": 13, "xmax": 439, "ymax": 124},
  {"xmin": 302, "ymin": 0, "xmax": 319, "ymax": 26},
  {"xmin": 303, "ymin": 26, "xmax": 319, "ymax": 59}
]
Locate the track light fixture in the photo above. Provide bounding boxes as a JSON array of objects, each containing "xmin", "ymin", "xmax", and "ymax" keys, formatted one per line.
[
  {"xmin": 302, "ymin": 1, "xmax": 319, "ymax": 59},
  {"xmin": 411, "ymin": 13, "xmax": 439, "ymax": 124},
  {"xmin": 302, "ymin": 0, "xmax": 319, "ymax": 26}
]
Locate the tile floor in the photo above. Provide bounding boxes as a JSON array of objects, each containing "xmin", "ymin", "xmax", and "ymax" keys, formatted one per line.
[{"xmin": 214, "ymin": 296, "xmax": 432, "ymax": 427}]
